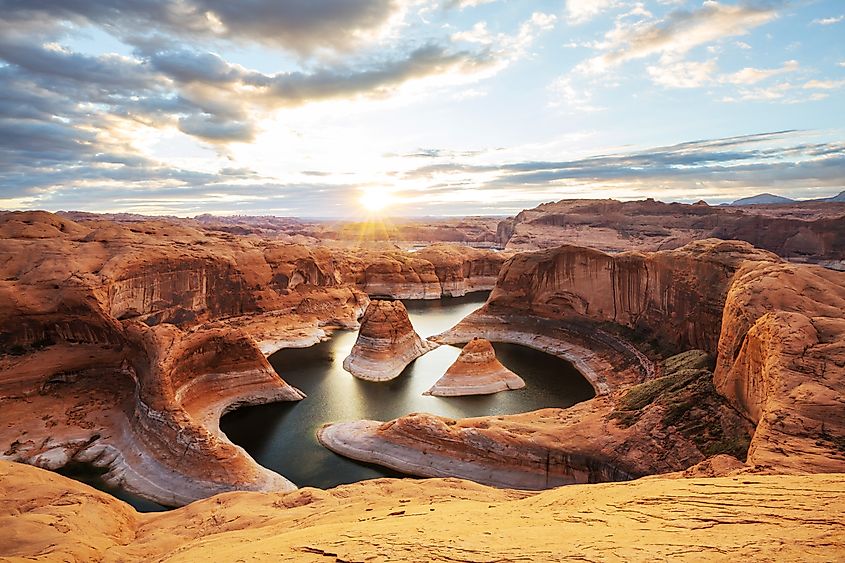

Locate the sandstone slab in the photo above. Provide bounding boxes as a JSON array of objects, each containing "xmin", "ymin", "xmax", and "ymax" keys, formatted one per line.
[{"xmin": 2, "ymin": 460, "xmax": 843, "ymax": 562}]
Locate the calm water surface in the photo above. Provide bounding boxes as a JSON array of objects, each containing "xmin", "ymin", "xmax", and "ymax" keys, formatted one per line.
[{"xmin": 220, "ymin": 292, "xmax": 595, "ymax": 489}]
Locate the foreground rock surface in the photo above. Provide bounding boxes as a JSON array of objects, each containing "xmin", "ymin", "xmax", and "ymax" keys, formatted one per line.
[
  {"xmin": 1, "ymin": 461, "xmax": 843, "ymax": 562},
  {"xmin": 343, "ymin": 300, "xmax": 437, "ymax": 381},
  {"xmin": 425, "ymin": 338, "xmax": 525, "ymax": 396}
]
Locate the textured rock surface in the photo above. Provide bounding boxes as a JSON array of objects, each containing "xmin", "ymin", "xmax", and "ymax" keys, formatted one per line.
[
  {"xmin": 323, "ymin": 240, "xmax": 845, "ymax": 484},
  {"xmin": 487, "ymin": 239, "xmax": 777, "ymax": 355},
  {"xmin": 499, "ymin": 198, "xmax": 845, "ymax": 266},
  {"xmin": 2, "ymin": 460, "xmax": 843, "ymax": 562},
  {"xmin": 0, "ymin": 211, "xmax": 505, "ymax": 506},
  {"xmin": 714, "ymin": 260, "xmax": 845, "ymax": 473},
  {"xmin": 342, "ymin": 244, "xmax": 508, "ymax": 299},
  {"xmin": 343, "ymin": 300, "xmax": 437, "ymax": 381},
  {"xmin": 425, "ymin": 338, "xmax": 525, "ymax": 396}
]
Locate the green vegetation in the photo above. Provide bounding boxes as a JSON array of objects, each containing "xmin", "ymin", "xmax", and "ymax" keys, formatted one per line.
[{"xmin": 609, "ymin": 350, "xmax": 751, "ymax": 460}]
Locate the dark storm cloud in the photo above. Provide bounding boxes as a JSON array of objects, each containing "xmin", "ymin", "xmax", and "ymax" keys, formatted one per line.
[
  {"xmin": 177, "ymin": 114, "xmax": 255, "ymax": 142},
  {"xmin": 0, "ymin": 0, "xmax": 404, "ymax": 54}
]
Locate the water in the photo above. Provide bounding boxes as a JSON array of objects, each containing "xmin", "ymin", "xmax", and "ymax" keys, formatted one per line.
[
  {"xmin": 58, "ymin": 464, "xmax": 169, "ymax": 513},
  {"xmin": 220, "ymin": 292, "xmax": 595, "ymax": 490}
]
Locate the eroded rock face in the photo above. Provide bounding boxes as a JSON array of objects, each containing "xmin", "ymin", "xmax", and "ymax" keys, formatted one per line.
[
  {"xmin": 425, "ymin": 338, "xmax": 525, "ymax": 396},
  {"xmin": 488, "ymin": 239, "xmax": 777, "ymax": 355},
  {"xmin": 323, "ymin": 239, "xmax": 845, "ymax": 485},
  {"xmin": 413, "ymin": 244, "xmax": 508, "ymax": 297},
  {"xmin": 714, "ymin": 261, "xmax": 845, "ymax": 473},
  {"xmin": 343, "ymin": 300, "xmax": 437, "ymax": 381},
  {"xmin": 0, "ymin": 211, "xmax": 506, "ymax": 506},
  {"xmin": 499, "ymin": 198, "xmax": 845, "ymax": 266},
  {"xmin": 341, "ymin": 244, "xmax": 509, "ymax": 299}
]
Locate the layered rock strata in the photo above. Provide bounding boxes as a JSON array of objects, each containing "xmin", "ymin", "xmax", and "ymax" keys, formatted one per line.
[
  {"xmin": 343, "ymin": 300, "xmax": 437, "ymax": 381},
  {"xmin": 343, "ymin": 243, "xmax": 508, "ymax": 299},
  {"xmin": 322, "ymin": 240, "xmax": 845, "ymax": 486},
  {"xmin": 499, "ymin": 197, "xmax": 845, "ymax": 266},
  {"xmin": 3, "ymin": 460, "xmax": 843, "ymax": 561},
  {"xmin": 0, "ymin": 211, "xmax": 506, "ymax": 506},
  {"xmin": 424, "ymin": 338, "xmax": 525, "ymax": 396}
]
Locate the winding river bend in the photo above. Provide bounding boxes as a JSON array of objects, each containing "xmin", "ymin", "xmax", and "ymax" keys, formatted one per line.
[{"xmin": 221, "ymin": 292, "xmax": 595, "ymax": 490}]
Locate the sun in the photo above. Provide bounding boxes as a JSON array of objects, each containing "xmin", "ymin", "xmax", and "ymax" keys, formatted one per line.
[{"xmin": 358, "ymin": 188, "xmax": 396, "ymax": 213}]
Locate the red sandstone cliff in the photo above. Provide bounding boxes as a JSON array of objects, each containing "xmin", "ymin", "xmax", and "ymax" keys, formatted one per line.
[
  {"xmin": 0, "ymin": 211, "xmax": 504, "ymax": 506},
  {"xmin": 498, "ymin": 198, "xmax": 845, "ymax": 269},
  {"xmin": 488, "ymin": 240, "xmax": 777, "ymax": 354},
  {"xmin": 322, "ymin": 240, "xmax": 845, "ymax": 484}
]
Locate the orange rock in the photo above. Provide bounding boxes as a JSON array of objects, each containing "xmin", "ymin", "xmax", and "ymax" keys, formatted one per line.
[
  {"xmin": 0, "ymin": 211, "xmax": 501, "ymax": 506},
  {"xmin": 425, "ymin": 338, "xmax": 525, "ymax": 396},
  {"xmin": 4, "ymin": 460, "xmax": 843, "ymax": 562},
  {"xmin": 343, "ymin": 300, "xmax": 437, "ymax": 381},
  {"xmin": 498, "ymin": 197, "xmax": 845, "ymax": 267},
  {"xmin": 323, "ymin": 239, "xmax": 845, "ymax": 485}
]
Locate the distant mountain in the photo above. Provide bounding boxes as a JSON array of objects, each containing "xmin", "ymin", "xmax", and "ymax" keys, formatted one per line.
[
  {"xmin": 820, "ymin": 190, "xmax": 845, "ymax": 202},
  {"xmin": 730, "ymin": 193, "xmax": 796, "ymax": 206}
]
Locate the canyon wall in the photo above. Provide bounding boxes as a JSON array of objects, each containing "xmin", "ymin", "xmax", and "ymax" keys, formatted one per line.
[
  {"xmin": 488, "ymin": 239, "xmax": 776, "ymax": 354},
  {"xmin": 714, "ymin": 260, "xmax": 845, "ymax": 472},
  {"xmin": 0, "ymin": 212, "xmax": 506, "ymax": 506},
  {"xmin": 323, "ymin": 239, "xmax": 845, "ymax": 484},
  {"xmin": 498, "ymin": 198, "xmax": 845, "ymax": 268}
]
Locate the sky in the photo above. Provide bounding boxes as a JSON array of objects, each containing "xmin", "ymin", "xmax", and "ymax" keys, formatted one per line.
[{"xmin": 0, "ymin": 0, "xmax": 843, "ymax": 218}]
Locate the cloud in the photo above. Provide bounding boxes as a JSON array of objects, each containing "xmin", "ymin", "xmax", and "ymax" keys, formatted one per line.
[
  {"xmin": 0, "ymin": 28, "xmax": 497, "ymax": 157},
  {"xmin": 445, "ymin": 0, "xmax": 497, "ymax": 9},
  {"xmin": 647, "ymin": 59, "xmax": 717, "ymax": 88},
  {"xmin": 578, "ymin": 1, "xmax": 780, "ymax": 74},
  {"xmin": 548, "ymin": 76, "xmax": 604, "ymax": 111},
  {"xmin": 811, "ymin": 15, "xmax": 843, "ymax": 26},
  {"xmin": 565, "ymin": 0, "xmax": 620, "ymax": 24},
  {"xmin": 451, "ymin": 12, "xmax": 557, "ymax": 57},
  {"xmin": 803, "ymin": 79, "xmax": 845, "ymax": 90},
  {"xmin": 720, "ymin": 76, "xmax": 845, "ymax": 103},
  {"xmin": 4, "ymin": 128, "xmax": 844, "ymax": 216},
  {"xmin": 0, "ymin": 0, "xmax": 409, "ymax": 55},
  {"xmin": 720, "ymin": 59, "xmax": 799, "ymax": 84},
  {"xmin": 396, "ymin": 131, "xmax": 845, "ymax": 208}
]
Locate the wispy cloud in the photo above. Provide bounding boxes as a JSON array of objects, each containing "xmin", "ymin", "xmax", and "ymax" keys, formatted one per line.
[
  {"xmin": 393, "ymin": 130, "xmax": 845, "ymax": 209},
  {"xmin": 4, "ymin": 129, "xmax": 844, "ymax": 215},
  {"xmin": 565, "ymin": 0, "xmax": 620, "ymax": 25},
  {"xmin": 576, "ymin": 1, "xmax": 780, "ymax": 74},
  {"xmin": 811, "ymin": 15, "xmax": 844, "ymax": 26},
  {"xmin": 721, "ymin": 59, "xmax": 799, "ymax": 85}
]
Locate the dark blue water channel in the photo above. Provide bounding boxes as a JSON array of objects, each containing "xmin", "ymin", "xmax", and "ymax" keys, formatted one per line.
[
  {"xmin": 65, "ymin": 292, "xmax": 595, "ymax": 511},
  {"xmin": 220, "ymin": 292, "xmax": 595, "ymax": 490}
]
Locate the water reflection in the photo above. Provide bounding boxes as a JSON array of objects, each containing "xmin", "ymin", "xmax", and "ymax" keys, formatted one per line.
[{"xmin": 221, "ymin": 292, "xmax": 595, "ymax": 489}]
